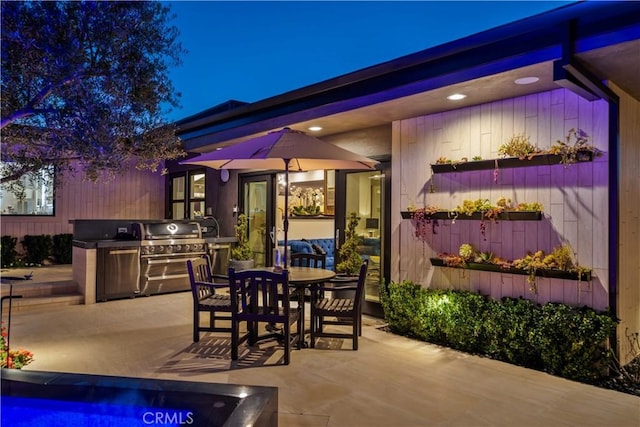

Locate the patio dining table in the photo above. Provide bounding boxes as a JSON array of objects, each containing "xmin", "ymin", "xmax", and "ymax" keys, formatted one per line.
[{"xmin": 252, "ymin": 266, "xmax": 335, "ymax": 349}]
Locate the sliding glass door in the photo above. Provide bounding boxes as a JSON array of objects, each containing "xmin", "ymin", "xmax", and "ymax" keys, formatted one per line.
[
  {"xmin": 239, "ymin": 174, "xmax": 275, "ymax": 268},
  {"xmin": 335, "ymin": 162, "xmax": 389, "ymax": 317}
]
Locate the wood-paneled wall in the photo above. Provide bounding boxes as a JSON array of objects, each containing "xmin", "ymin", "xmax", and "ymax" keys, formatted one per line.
[
  {"xmin": 611, "ymin": 82, "xmax": 640, "ymax": 365},
  {"xmin": 1, "ymin": 162, "xmax": 165, "ymax": 248},
  {"xmin": 392, "ymin": 88, "xmax": 610, "ymax": 311}
]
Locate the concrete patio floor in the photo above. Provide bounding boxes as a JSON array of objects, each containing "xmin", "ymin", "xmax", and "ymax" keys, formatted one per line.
[{"xmin": 2, "ymin": 267, "xmax": 639, "ymax": 426}]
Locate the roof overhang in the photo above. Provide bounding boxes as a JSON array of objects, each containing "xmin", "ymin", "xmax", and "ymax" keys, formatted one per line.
[{"xmin": 176, "ymin": 1, "xmax": 640, "ymax": 153}]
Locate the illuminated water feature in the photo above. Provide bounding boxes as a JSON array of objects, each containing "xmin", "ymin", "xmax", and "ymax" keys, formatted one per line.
[{"xmin": 2, "ymin": 370, "xmax": 277, "ymax": 427}]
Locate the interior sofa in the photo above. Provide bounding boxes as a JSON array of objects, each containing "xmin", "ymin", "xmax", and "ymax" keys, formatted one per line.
[
  {"xmin": 279, "ymin": 238, "xmax": 335, "ymax": 270},
  {"xmin": 280, "ymin": 237, "xmax": 380, "ymax": 272}
]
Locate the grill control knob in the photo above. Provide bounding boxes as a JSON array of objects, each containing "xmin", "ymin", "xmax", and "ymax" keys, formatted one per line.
[
  {"xmin": 184, "ymin": 244, "xmax": 191, "ymax": 252},
  {"xmin": 174, "ymin": 245, "xmax": 182, "ymax": 252}
]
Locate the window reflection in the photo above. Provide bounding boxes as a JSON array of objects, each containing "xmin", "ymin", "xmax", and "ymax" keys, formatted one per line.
[{"xmin": 0, "ymin": 164, "xmax": 54, "ymax": 215}]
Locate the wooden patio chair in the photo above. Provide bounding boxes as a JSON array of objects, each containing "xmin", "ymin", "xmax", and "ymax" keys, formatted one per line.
[
  {"xmin": 309, "ymin": 260, "xmax": 368, "ymax": 350},
  {"xmin": 228, "ymin": 268, "xmax": 301, "ymax": 364},
  {"xmin": 186, "ymin": 256, "xmax": 234, "ymax": 343}
]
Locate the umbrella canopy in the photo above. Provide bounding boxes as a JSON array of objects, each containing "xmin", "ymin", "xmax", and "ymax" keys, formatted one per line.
[
  {"xmin": 181, "ymin": 127, "xmax": 379, "ymax": 266},
  {"xmin": 182, "ymin": 128, "xmax": 379, "ymax": 171}
]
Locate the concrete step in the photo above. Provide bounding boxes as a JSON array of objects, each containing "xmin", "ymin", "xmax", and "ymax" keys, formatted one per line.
[
  {"xmin": 1, "ymin": 272, "xmax": 83, "ymax": 312},
  {"xmin": 3, "ymin": 293, "xmax": 84, "ymax": 313},
  {"xmin": 1, "ymin": 280, "xmax": 78, "ymax": 298}
]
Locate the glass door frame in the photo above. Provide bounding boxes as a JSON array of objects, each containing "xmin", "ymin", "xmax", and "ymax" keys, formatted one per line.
[
  {"xmin": 238, "ymin": 172, "xmax": 276, "ymax": 268},
  {"xmin": 334, "ymin": 158, "xmax": 391, "ymax": 318}
]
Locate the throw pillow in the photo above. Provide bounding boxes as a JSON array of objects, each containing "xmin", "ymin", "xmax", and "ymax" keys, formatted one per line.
[{"xmin": 311, "ymin": 243, "xmax": 326, "ymax": 255}]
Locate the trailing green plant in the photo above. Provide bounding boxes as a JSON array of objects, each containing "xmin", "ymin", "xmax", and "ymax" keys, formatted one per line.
[
  {"xmin": 230, "ymin": 214, "xmax": 253, "ymax": 261},
  {"xmin": 20, "ymin": 234, "xmax": 53, "ymax": 265},
  {"xmin": 52, "ymin": 233, "xmax": 73, "ymax": 264},
  {"xmin": 549, "ymin": 128, "xmax": 600, "ymax": 165},
  {"xmin": 336, "ymin": 212, "xmax": 363, "ymax": 276},
  {"xmin": 498, "ymin": 133, "xmax": 540, "ymax": 159},
  {"xmin": 380, "ymin": 281, "xmax": 618, "ymax": 384},
  {"xmin": 1, "ymin": 235, "xmax": 20, "ymax": 268}
]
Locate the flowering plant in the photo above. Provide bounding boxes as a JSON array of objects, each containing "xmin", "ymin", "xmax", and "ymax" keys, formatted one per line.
[{"xmin": 1, "ymin": 323, "xmax": 34, "ymax": 369}]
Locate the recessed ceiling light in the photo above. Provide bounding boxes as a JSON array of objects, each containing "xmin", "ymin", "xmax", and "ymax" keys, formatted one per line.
[
  {"xmin": 515, "ymin": 77, "xmax": 540, "ymax": 85},
  {"xmin": 308, "ymin": 126, "xmax": 322, "ymax": 132},
  {"xmin": 447, "ymin": 93, "xmax": 466, "ymax": 101}
]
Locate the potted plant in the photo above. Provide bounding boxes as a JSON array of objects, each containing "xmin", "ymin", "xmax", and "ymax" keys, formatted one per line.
[
  {"xmin": 335, "ymin": 212, "xmax": 363, "ymax": 277},
  {"xmin": 229, "ymin": 213, "xmax": 254, "ymax": 271},
  {"xmin": 330, "ymin": 213, "xmax": 364, "ymax": 300},
  {"xmin": 549, "ymin": 128, "xmax": 600, "ymax": 165}
]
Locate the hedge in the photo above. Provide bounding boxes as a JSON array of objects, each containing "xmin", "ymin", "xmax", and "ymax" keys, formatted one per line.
[{"xmin": 380, "ymin": 280, "xmax": 618, "ymax": 383}]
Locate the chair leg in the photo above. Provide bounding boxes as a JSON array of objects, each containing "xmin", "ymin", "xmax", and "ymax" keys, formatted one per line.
[
  {"xmin": 353, "ymin": 317, "xmax": 358, "ymax": 351},
  {"xmin": 193, "ymin": 310, "xmax": 200, "ymax": 343},
  {"xmin": 284, "ymin": 322, "xmax": 290, "ymax": 365},
  {"xmin": 231, "ymin": 321, "xmax": 238, "ymax": 360}
]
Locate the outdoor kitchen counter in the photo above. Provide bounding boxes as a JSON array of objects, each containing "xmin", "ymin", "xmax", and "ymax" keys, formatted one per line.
[{"xmin": 72, "ymin": 239, "xmax": 141, "ymax": 249}]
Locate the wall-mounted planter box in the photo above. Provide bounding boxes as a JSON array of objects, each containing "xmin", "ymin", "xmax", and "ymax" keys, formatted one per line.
[
  {"xmin": 401, "ymin": 211, "xmax": 542, "ymax": 221},
  {"xmin": 430, "ymin": 258, "xmax": 592, "ymax": 282},
  {"xmin": 430, "ymin": 152, "xmax": 594, "ymax": 174}
]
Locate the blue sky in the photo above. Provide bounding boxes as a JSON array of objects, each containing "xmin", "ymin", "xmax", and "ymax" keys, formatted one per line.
[{"xmin": 165, "ymin": 1, "xmax": 572, "ymax": 122}]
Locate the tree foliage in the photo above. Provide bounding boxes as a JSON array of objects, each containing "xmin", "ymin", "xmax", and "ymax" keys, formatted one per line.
[{"xmin": 0, "ymin": 1, "xmax": 186, "ymax": 186}]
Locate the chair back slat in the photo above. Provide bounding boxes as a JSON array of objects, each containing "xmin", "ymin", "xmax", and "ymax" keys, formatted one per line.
[
  {"xmin": 290, "ymin": 252, "xmax": 326, "ymax": 269},
  {"xmin": 229, "ymin": 268, "xmax": 290, "ymax": 318},
  {"xmin": 187, "ymin": 256, "xmax": 214, "ymax": 301},
  {"xmin": 353, "ymin": 259, "xmax": 369, "ymax": 311}
]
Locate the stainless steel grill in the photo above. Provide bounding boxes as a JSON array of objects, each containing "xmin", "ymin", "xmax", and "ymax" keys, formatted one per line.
[{"xmin": 132, "ymin": 222, "xmax": 206, "ymax": 295}]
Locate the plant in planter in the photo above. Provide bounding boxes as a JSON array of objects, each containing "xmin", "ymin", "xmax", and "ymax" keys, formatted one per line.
[
  {"xmin": 498, "ymin": 133, "xmax": 540, "ymax": 159},
  {"xmin": 229, "ymin": 213, "xmax": 254, "ymax": 271},
  {"xmin": 335, "ymin": 212, "xmax": 363, "ymax": 276},
  {"xmin": 408, "ymin": 205, "xmax": 440, "ymax": 239},
  {"xmin": 458, "ymin": 243, "xmax": 475, "ymax": 262},
  {"xmin": 512, "ymin": 244, "xmax": 592, "ymax": 293},
  {"xmin": 549, "ymin": 128, "xmax": 600, "ymax": 165}
]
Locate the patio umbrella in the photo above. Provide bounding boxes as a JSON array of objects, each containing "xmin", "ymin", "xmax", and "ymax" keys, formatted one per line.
[{"xmin": 181, "ymin": 127, "xmax": 379, "ymax": 266}]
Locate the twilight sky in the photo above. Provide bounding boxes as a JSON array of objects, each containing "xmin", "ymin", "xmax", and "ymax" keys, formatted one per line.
[{"xmin": 165, "ymin": 1, "xmax": 572, "ymax": 122}]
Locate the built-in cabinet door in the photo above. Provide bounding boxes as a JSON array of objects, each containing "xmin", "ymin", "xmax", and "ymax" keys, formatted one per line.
[
  {"xmin": 240, "ymin": 174, "xmax": 275, "ymax": 268},
  {"xmin": 335, "ymin": 163, "xmax": 390, "ymax": 317}
]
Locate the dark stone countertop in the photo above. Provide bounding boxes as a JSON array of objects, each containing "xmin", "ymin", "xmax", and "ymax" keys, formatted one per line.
[{"xmin": 72, "ymin": 239, "xmax": 141, "ymax": 249}]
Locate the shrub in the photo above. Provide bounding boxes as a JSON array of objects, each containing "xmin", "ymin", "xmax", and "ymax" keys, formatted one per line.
[
  {"xmin": 21, "ymin": 234, "xmax": 53, "ymax": 265},
  {"xmin": 381, "ymin": 280, "xmax": 617, "ymax": 383},
  {"xmin": 1, "ymin": 235, "xmax": 19, "ymax": 268},
  {"xmin": 52, "ymin": 233, "xmax": 73, "ymax": 264}
]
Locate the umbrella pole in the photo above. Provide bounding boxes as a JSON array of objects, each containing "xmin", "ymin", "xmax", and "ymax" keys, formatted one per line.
[{"xmin": 283, "ymin": 159, "xmax": 290, "ymax": 267}]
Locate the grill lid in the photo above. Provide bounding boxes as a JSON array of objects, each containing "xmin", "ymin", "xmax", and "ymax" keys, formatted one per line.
[{"xmin": 131, "ymin": 222, "xmax": 202, "ymax": 240}]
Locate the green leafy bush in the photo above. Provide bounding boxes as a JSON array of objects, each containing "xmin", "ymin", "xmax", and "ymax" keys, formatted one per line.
[
  {"xmin": 381, "ymin": 280, "xmax": 617, "ymax": 383},
  {"xmin": 20, "ymin": 234, "xmax": 53, "ymax": 265},
  {"xmin": 52, "ymin": 233, "xmax": 73, "ymax": 264},
  {"xmin": 1, "ymin": 235, "xmax": 20, "ymax": 268}
]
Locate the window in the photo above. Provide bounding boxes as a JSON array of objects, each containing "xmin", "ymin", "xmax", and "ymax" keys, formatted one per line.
[
  {"xmin": 169, "ymin": 170, "xmax": 206, "ymax": 219},
  {"xmin": 0, "ymin": 164, "xmax": 54, "ymax": 215}
]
